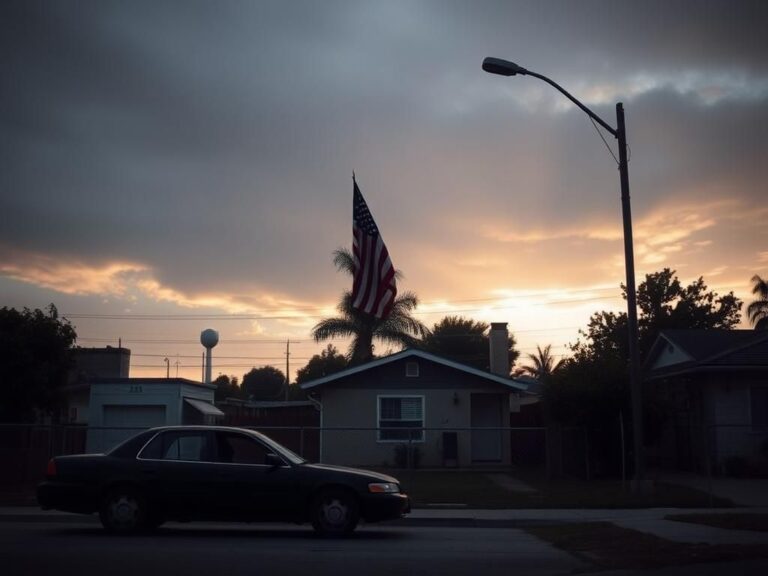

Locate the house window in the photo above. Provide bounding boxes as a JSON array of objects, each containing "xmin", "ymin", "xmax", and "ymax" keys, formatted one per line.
[
  {"xmin": 405, "ymin": 362, "xmax": 419, "ymax": 377},
  {"xmin": 378, "ymin": 396, "xmax": 424, "ymax": 442},
  {"xmin": 751, "ymin": 387, "xmax": 768, "ymax": 429}
]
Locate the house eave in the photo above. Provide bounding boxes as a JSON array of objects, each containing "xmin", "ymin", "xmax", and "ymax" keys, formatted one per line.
[{"xmin": 299, "ymin": 348, "xmax": 531, "ymax": 393}]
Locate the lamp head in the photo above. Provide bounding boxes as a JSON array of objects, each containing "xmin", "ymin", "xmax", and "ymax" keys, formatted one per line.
[{"xmin": 482, "ymin": 57, "xmax": 527, "ymax": 77}]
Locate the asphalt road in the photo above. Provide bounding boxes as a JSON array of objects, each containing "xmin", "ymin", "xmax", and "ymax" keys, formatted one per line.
[{"xmin": 1, "ymin": 520, "xmax": 584, "ymax": 576}]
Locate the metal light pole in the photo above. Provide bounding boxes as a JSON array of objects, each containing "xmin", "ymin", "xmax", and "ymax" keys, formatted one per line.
[{"xmin": 482, "ymin": 57, "xmax": 644, "ymax": 489}]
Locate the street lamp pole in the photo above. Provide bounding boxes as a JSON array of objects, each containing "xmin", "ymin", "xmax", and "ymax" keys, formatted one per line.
[{"xmin": 482, "ymin": 57, "xmax": 644, "ymax": 489}]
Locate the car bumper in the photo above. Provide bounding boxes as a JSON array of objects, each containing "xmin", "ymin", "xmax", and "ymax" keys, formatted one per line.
[
  {"xmin": 361, "ymin": 492, "xmax": 410, "ymax": 523},
  {"xmin": 37, "ymin": 481, "xmax": 98, "ymax": 514}
]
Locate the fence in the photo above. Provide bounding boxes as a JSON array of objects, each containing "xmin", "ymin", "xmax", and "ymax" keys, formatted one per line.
[
  {"xmin": 0, "ymin": 424, "xmax": 602, "ymax": 492},
  {"xmin": 648, "ymin": 423, "xmax": 768, "ymax": 477}
]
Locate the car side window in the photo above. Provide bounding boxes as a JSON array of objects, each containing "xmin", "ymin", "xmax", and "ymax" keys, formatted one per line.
[
  {"xmin": 216, "ymin": 432, "xmax": 274, "ymax": 465},
  {"xmin": 140, "ymin": 431, "xmax": 213, "ymax": 462}
]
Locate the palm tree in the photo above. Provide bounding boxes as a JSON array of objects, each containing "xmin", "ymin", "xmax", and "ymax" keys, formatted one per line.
[
  {"xmin": 748, "ymin": 274, "xmax": 768, "ymax": 330},
  {"xmin": 312, "ymin": 249, "xmax": 429, "ymax": 365},
  {"xmin": 520, "ymin": 344, "xmax": 563, "ymax": 381}
]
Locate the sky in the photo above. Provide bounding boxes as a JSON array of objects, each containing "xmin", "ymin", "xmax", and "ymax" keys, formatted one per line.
[{"xmin": 2, "ymin": 0, "xmax": 767, "ymax": 382}]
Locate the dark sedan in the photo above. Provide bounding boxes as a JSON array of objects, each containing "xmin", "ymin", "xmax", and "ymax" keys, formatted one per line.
[{"xmin": 38, "ymin": 426, "xmax": 410, "ymax": 536}]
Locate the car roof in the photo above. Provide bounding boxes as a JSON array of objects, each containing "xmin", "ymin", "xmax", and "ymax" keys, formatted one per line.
[{"xmin": 147, "ymin": 425, "xmax": 259, "ymax": 433}]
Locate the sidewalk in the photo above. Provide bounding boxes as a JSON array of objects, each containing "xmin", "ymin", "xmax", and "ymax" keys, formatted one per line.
[{"xmin": 5, "ymin": 505, "xmax": 768, "ymax": 545}]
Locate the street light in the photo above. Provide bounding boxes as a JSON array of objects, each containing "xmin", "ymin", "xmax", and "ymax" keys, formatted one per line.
[{"xmin": 482, "ymin": 56, "xmax": 644, "ymax": 490}]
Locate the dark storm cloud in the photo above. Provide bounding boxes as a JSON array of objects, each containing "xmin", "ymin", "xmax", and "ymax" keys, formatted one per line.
[{"xmin": 2, "ymin": 0, "xmax": 767, "ymax": 304}]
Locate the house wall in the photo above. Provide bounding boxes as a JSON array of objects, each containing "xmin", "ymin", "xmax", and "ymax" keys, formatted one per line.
[
  {"xmin": 650, "ymin": 344, "xmax": 692, "ymax": 370},
  {"xmin": 314, "ymin": 358, "xmax": 516, "ymax": 467},
  {"xmin": 707, "ymin": 375, "xmax": 768, "ymax": 469}
]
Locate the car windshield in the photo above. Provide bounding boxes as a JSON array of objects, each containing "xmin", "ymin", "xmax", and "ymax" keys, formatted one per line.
[{"xmin": 245, "ymin": 429, "xmax": 306, "ymax": 465}]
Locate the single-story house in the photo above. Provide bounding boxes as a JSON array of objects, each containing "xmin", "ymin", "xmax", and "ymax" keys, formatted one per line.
[
  {"xmin": 645, "ymin": 329, "xmax": 768, "ymax": 474},
  {"xmin": 299, "ymin": 330, "xmax": 534, "ymax": 468}
]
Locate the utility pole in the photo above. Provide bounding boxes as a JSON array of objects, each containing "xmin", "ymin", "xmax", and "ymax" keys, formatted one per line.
[{"xmin": 285, "ymin": 339, "xmax": 291, "ymax": 401}]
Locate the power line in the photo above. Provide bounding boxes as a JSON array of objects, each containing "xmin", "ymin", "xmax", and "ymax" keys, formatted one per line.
[{"xmin": 62, "ymin": 287, "xmax": 625, "ymax": 320}]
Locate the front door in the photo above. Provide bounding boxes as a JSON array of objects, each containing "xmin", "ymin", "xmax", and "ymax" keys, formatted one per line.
[{"xmin": 471, "ymin": 393, "xmax": 503, "ymax": 462}]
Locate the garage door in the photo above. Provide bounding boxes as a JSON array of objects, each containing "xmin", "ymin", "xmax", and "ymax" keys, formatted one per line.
[
  {"xmin": 103, "ymin": 404, "xmax": 167, "ymax": 428},
  {"xmin": 97, "ymin": 405, "xmax": 167, "ymax": 452}
]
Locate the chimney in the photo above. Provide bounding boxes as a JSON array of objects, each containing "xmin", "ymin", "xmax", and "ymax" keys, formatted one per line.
[{"xmin": 489, "ymin": 322, "xmax": 509, "ymax": 377}]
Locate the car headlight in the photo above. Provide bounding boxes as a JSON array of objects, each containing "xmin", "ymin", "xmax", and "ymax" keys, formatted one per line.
[{"xmin": 368, "ymin": 482, "xmax": 400, "ymax": 494}]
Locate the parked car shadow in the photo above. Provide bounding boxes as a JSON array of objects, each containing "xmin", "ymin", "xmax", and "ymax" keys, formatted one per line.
[{"xmin": 46, "ymin": 523, "xmax": 409, "ymax": 540}]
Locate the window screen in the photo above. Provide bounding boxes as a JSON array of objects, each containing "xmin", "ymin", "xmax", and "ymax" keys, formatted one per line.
[{"xmin": 378, "ymin": 396, "xmax": 424, "ymax": 441}]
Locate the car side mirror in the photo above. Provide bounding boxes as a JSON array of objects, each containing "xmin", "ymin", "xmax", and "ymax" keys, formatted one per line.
[{"xmin": 265, "ymin": 453, "xmax": 283, "ymax": 469}]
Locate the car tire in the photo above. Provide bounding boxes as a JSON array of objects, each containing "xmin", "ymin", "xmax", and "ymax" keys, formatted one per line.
[
  {"xmin": 99, "ymin": 487, "xmax": 148, "ymax": 534},
  {"xmin": 311, "ymin": 488, "xmax": 359, "ymax": 537}
]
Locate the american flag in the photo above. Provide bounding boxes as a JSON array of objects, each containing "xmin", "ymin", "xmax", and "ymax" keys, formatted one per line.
[{"xmin": 352, "ymin": 177, "xmax": 397, "ymax": 319}]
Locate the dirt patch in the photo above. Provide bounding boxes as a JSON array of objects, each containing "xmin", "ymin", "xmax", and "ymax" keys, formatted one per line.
[{"xmin": 524, "ymin": 521, "xmax": 768, "ymax": 571}]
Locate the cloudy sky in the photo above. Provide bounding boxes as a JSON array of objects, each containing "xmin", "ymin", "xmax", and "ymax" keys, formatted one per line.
[{"xmin": 2, "ymin": 0, "xmax": 767, "ymax": 380}]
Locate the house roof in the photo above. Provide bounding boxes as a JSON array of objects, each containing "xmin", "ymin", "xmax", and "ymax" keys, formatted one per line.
[
  {"xmin": 299, "ymin": 348, "xmax": 531, "ymax": 392},
  {"xmin": 645, "ymin": 329, "xmax": 768, "ymax": 380}
]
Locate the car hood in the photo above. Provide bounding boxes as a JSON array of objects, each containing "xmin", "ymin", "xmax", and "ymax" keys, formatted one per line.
[{"xmin": 301, "ymin": 463, "xmax": 400, "ymax": 484}]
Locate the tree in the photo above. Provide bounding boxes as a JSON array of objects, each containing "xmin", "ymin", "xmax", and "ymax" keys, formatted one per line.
[
  {"xmin": 0, "ymin": 304, "xmax": 77, "ymax": 422},
  {"xmin": 312, "ymin": 248, "xmax": 429, "ymax": 365},
  {"xmin": 212, "ymin": 374, "xmax": 241, "ymax": 401},
  {"xmin": 242, "ymin": 366, "xmax": 286, "ymax": 400},
  {"xmin": 520, "ymin": 344, "xmax": 563, "ymax": 382},
  {"xmin": 295, "ymin": 344, "xmax": 348, "ymax": 385},
  {"xmin": 420, "ymin": 315, "xmax": 519, "ymax": 373},
  {"xmin": 554, "ymin": 269, "xmax": 743, "ymax": 465},
  {"xmin": 748, "ymin": 274, "xmax": 768, "ymax": 330},
  {"xmin": 572, "ymin": 268, "xmax": 742, "ymax": 363}
]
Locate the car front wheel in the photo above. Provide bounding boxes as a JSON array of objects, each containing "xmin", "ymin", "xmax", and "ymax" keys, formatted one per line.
[
  {"xmin": 99, "ymin": 487, "xmax": 147, "ymax": 534},
  {"xmin": 311, "ymin": 488, "xmax": 359, "ymax": 537}
]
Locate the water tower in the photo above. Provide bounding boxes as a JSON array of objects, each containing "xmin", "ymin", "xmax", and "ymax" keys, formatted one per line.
[{"xmin": 200, "ymin": 328, "xmax": 219, "ymax": 385}]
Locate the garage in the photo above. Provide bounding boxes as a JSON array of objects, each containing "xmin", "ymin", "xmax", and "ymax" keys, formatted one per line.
[{"xmin": 86, "ymin": 377, "xmax": 219, "ymax": 452}]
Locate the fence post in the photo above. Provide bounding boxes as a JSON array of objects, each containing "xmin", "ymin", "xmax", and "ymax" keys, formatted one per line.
[
  {"xmin": 584, "ymin": 427, "xmax": 591, "ymax": 481},
  {"xmin": 706, "ymin": 424, "xmax": 714, "ymax": 508}
]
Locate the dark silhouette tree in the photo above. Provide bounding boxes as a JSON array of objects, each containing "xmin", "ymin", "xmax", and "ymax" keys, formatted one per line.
[
  {"xmin": 572, "ymin": 268, "xmax": 742, "ymax": 363},
  {"xmin": 242, "ymin": 366, "xmax": 286, "ymax": 400},
  {"xmin": 312, "ymin": 248, "xmax": 428, "ymax": 365},
  {"xmin": 295, "ymin": 344, "xmax": 348, "ymax": 384},
  {"xmin": 520, "ymin": 344, "xmax": 563, "ymax": 382},
  {"xmin": 212, "ymin": 374, "xmax": 241, "ymax": 401},
  {"xmin": 0, "ymin": 304, "xmax": 77, "ymax": 422},
  {"xmin": 748, "ymin": 274, "xmax": 768, "ymax": 330},
  {"xmin": 420, "ymin": 315, "xmax": 519, "ymax": 373}
]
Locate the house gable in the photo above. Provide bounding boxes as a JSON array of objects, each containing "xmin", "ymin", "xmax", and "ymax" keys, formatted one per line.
[{"xmin": 299, "ymin": 349, "xmax": 529, "ymax": 392}]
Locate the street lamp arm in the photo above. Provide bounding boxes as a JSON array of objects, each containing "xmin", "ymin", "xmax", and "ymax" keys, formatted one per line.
[
  {"xmin": 481, "ymin": 57, "xmax": 617, "ymax": 137},
  {"xmin": 525, "ymin": 70, "xmax": 617, "ymax": 138}
]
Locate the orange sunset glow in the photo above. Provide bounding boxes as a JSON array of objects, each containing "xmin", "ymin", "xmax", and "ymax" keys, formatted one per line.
[{"xmin": 2, "ymin": 1, "xmax": 766, "ymax": 383}]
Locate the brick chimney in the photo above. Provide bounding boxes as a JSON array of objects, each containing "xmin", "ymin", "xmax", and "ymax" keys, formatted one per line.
[{"xmin": 489, "ymin": 322, "xmax": 509, "ymax": 377}]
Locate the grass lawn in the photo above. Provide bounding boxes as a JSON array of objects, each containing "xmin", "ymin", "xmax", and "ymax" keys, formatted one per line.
[
  {"xmin": 666, "ymin": 513, "xmax": 768, "ymax": 532},
  {"xmin": 380, "ymin": 469, "xmax": 732, "ymax": 509},
  {"xmin": 525, "ymin": 522, "xmax": 768, "ymax": 571}
]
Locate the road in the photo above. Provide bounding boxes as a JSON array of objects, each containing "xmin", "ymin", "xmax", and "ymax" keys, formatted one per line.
[{"xmin": 1, "ymin": 519, "xmax": 584, "ymax": 576}]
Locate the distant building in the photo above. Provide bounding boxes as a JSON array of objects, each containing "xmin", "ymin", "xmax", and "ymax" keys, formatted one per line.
[{"xmin": 62, "ymin": 346, "xmax": 222, "ymax": 452}]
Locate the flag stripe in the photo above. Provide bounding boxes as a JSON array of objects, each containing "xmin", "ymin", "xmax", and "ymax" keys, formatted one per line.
[{"xmin": 351, "ymin": 178, "xmax": 397, "ymax": 320}]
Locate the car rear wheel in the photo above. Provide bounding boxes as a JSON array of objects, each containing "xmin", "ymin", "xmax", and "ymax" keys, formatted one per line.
[
  {"xmin": 311, "ymin": 488, "xmax": 359, "ymax": 537},
  {"xmin": 99, "ymin": 487, "xmax": 148, "ymax": 534}
]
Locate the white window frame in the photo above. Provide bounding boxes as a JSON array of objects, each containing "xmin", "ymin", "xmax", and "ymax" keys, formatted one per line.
[{"xmin": 377, "ymin": 394, "xmax": 425, "ymax": 443}]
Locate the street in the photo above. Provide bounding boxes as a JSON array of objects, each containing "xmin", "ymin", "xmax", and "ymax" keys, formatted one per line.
[{"xmin": 2, "ymin": 519, "xmax": 583, "ymax": 576}]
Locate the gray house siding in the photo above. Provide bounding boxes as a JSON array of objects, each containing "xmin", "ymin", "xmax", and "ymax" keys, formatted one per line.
[{"xmin": 312, "ymin": 355, "xmax": 517, "ymax": 467}]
